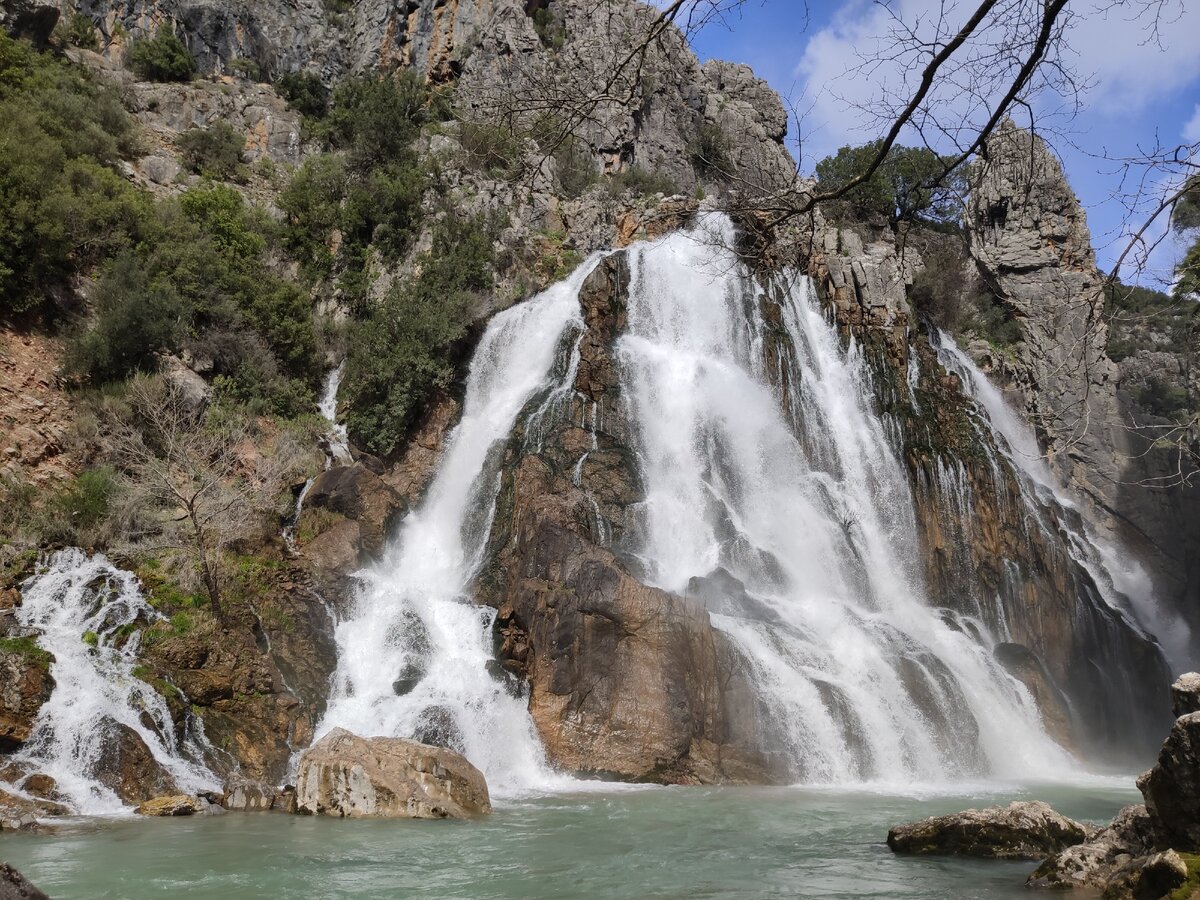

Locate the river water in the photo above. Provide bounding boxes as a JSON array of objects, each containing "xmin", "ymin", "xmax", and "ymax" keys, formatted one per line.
[{"xmin": 2, "ymin": 780, "xmax": 1136, "ymax": 898}]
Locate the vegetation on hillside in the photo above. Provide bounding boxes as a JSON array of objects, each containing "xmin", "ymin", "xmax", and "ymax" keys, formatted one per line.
[{"xmin": 816, "ymin": 141, "xmax": 966, "ymax": 226}]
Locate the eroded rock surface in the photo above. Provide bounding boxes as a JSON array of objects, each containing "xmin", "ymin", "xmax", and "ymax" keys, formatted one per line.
[
  {"xmin": 887, "ymin": 801, "xmax": 1090, "ymax": 860},
  {"xmin": 295, "ymin": 727, "xmax": 490, "ymax": 819},
  {"xmin": 0, "ymin": 862, "xmax": 50, "ymax": 900},
  {"xmin": 1172, "ymin": 673, "xmax": 1200, "ymax": 718},
  {"xmin": 1027, "ymin": 804, "xmax": 1159, "ymax": 891},
  {"xmin": 0, "ymin": 642, "xmax": 52, "ymax": 751},
  {"xmin": 1138, "ymin": 711, "xmax": 1200, "ymax": 850}
]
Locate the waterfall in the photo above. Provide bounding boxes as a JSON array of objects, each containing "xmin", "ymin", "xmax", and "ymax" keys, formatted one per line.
[
  {"xmin": 319, "ymin": 361, "xmax": 351, "ymax": 467},
  {"xmin": 315, "ymin": 258, "xmax": 605, "ymax": 796},
  {"xmin": 612, "ymin": 214, "xmax": 1071, "ymax": 782},
  {"xmin": 12, "ymin": 549, "xmax": 218, "ymax": 815},
  {"xmin": 932, "ymin": 332, "xmax": 1190, "ymax": 670}
]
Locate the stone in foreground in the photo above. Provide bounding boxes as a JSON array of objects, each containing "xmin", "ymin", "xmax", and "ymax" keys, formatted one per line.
[
  {"xmin": 1027, "ymin": 804, "xmax": 1163, "ymax": 893},
  {"xmin": 0, "ymin": 862, "xmax": 49, "ymax": 900},
  {"xmin": 295, "ymin": 728, "xmax": 490, "ymax": 819},
  {"xmin": 1138, "ymin": 711, "xmax": 1200, "ymax": 850},
  {"xmin": 887, "ymin": 801, "xmax": 1090, "ymax": 860},
  {"xmin": 135, "ymin": 794, "xmax": 202, "ymax": 816}
]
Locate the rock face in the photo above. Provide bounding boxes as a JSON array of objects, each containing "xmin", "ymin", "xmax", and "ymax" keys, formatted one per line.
[
  {"xmin": 0, "ymin": 0, "xmax": 58, "ymax": 47},
  {"xmin": 0, "ymin": 641, "xmax": 53, "ymax": 751},
  {"xmin": 1138, "ymin": 711, "xmax": 1200, "ymax": 850},
  {"xmin": 295, "ymin": 728, "xmax": 490, "ymax": 819},
  {"xmin": 887, "ymin": 801, "xmax": 1091, "ymax": 860},
  {"xmin": 0, "ymin": 863, "xmax": 50, "ymax": 900},
  {"xmin": 93, "ymin": 723, "xmax": 180, "ymax": 804}
]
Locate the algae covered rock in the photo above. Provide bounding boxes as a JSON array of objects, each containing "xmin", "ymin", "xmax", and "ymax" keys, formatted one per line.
[
  {"xmin": 294, "ymin": 727, "xmax": 490, "ymax": 819},
  {"xmin": 887, "ymin": 800, "xmax": 1090, "ymax": 859},
  {"xmin": 135, "ymin": 794, "xmax": 201, "ymax": 816}
]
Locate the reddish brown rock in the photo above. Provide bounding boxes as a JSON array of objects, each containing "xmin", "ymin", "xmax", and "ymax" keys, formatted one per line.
[{"xmin": 0, "ymin": 642, "xmax": 53, "ymax": 751}]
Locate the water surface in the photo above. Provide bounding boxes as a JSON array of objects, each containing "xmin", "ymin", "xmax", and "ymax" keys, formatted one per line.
[{"xmin": 1, "ymin": 781, "xmax": 1136, "ymax": 898}]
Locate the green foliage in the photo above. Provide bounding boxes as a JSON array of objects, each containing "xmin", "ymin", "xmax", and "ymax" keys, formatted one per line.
[
  {"xmin": 178, "ymin": 122, "xmax": 245, "ymax": 178},
  {"xmin": 1105, "ymin": 280, "xmax": 1197, "ymax": 356},
  {"xmin": 690, "ymin": 122, "xmax": 730, "ymax": 176},
  {"xmin": 319, "ymin": 71, "xmax": 429, "ymax": 169},
  {"xmin": 532, "ymin": 8, "xmax": 567, "ymax": 50},
  {"xmin": 82, "ymin": 630, "xmax": 99, "ymax": 647},
  {"xmin": 227, "ymin": 57, "xmax": 260, "ymax": 82},
  {"xmin": 343, "ymin": 215, "xmax": 494, "ymax": 456},
  {"xmin": 340, "ymin": 155, "xmax": 425, "ymax": 257},
  {"xmin": 276, "ymin": 70, "xmax": 328, "ymax": 119},
  {"xmin": 1176, "ymin": 236, "xmax": 1200, "ymax": 298},
  {"xmin": 1172, "ymin": 174, "xmax": 1200, "ymax": 234},
  {"xmin": 59, "ymin": 13, "xmax": 99, "ymax": 50},
  {"xmin": 1136, "ymin": 377, "xmax": 1190, "ymax": 419},
  {"xmin": 0, "ymin": 637, "xmax": 52, "ymax": 671},
  {"xmin": 607, "ymin": 165, "xmax": 681, "ymax": 198},
  {"xmin": 126, "ymin": 28, "xmax": 195, "ymax": 83},
  {"xmin": 57, "ymin": 468, "xmax": 117, "ymax": 531},
  {"xmin": 0, "ymin": 31, "xmax": 145, "ymax": 314},
  {"xmin": 279, "ymin": 154, "xmax": 347, "ymax": 275},
  {"xmin": 816, "ymin": 140, "xmax": 965, "ymax": 225},
  {"xmin": 460, "ymin": 121, "xmax": 522, "ymax": 177}
]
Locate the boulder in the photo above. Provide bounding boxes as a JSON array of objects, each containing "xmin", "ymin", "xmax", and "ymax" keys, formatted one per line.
[
  {"xmin": 1138, "ymin": 711, "xmax": 1200, "ymax": 849},
  {"xmin": 93, "ymin": 722, "xmax": 180, "ymax": 804},
  {"xmin": 294, "ymin": 728, "xmax": 490, "ymax": 819},
  {"xmin": 887, "ymin": 801, "xmax": 1091, "ymax": 860},
  {"xmin": 135, "ymin": 794, "xmax": 201, "ymax": 817},
  {"xmin": 303, "ymin": 465, "xmax": 406, "ymax": 558},
  {"xmin": 1027, "ymin": 804, "xmax": 1158, "ymax": 891},
  {"xmin": 0, "ymin": 641, "xmax": 53, "ymax": 751},
  {"xmin": 0, "ymin": 863, "xmax": 50, "ymax": 900},
  {"xmin": 0, "ymin": 787, "xmax": 68, "ymax": 832},
  {"xmin": 221, "ymin": 775, "xmax": 276, "ymax": 811},
  {"xmin": 1172, "ymin": 673, "xmax": 1200, "ymax": 718},
  {"xmin": 160, "ymin": 355, "xmax": 211, "ymax": 419}
]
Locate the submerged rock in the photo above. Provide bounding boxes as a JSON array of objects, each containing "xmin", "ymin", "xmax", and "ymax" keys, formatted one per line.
[
  {"xmin": 887, "ymin": 801, "xmax": 1090, "ymax": 859},
  {"xmin": 0, "ymin": 862, "xmax": 50, "ymax": 900},
  {"xmin": 294, "ymin": 728, "xmax": 490, "ymax": 819},
  {"xmin": 1172, "ymin": 673, "xmax": 1200, "ymax": 718},
  {"xmin": 1138, "ymin": 711, "xmax": 1200, "ymax": 850}
]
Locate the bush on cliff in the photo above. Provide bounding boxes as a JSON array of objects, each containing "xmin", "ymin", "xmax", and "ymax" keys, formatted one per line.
[
  {"xmin": 0, "ymin": 30, "xmax": 145, "ymax": 315},
  {"xmin": 342, "ymin": 214, "xmax": 494, "ymax": 456},
  {"xmin": 126, "ymin": 28, "xmax": 195, "ymax": 83},
  {"xmin": 178, "ymin": 122, "xmax": 246, "ymax": 179},
  {"xmin": 276, "ymin": 70, "xmax": 328, "ymax": 120}
]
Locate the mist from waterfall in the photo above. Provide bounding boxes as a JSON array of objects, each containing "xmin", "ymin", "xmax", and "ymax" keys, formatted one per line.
[{"xmin": 13, "ymin": 549, "xmax": 218, "ymax": 815}]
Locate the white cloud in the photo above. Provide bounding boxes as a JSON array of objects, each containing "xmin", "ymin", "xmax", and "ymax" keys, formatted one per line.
[{"xmin": 792, "ymin": 0, "xmax": 1200, "ymax": 170}]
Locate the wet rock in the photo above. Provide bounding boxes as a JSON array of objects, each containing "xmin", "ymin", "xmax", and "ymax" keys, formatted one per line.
[
  {"xmin": 20, "ymin": 774, "xmax": 56, "ymax": 801},
  {"xmin": 391, "ymin": 660, "xmax": 425, "ymax": 697},
  {"xmin": 93, "ymin": 722, "xmax": 180, "ymax": 804},
  {"xmin": 887, "ymin": 801, "xmax": 1090, "ymax": 860},
  {"xmin": 1138, "ymin": 711, "xmax": 1200, "ymax": 850},
  {"xmin": 0, "ymin": 787, "xmax": 68, "ymax": 831},
  {"xmin": 1172, "ymin": 673, "xmax": 1200, "ymax": 718},
  {"xmin": 411, "ymin": 705, "xmax": 464, "ymax": 752},
  {"xmin": 221, "ymin": 776, "xmax": 276, "ymax": 811},
  {"xmin": 1027, "ymin": 804, "xmax": 1157, "ymax": 891},
  {"xmin": 993, "ymin": 642, "xmax": 1075, "ymax": 749},
  {"xmin": 0, "ymin": 862, "xmax": 50, "ymax": 899},
  {"xmin": 294, "ymin": 727, "xmax": 490, "ymax": 819},
  {"xmin": 0, "ymin": 641, "xmax": 53, "ymax": 751},
  {"xmin": 135, "ymin": 794, "xmax": 202, "ymax": 816}
]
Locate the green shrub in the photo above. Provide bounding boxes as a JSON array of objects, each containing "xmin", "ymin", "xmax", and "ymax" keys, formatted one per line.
[
  {"xmin": 690, "ymin": 122, "xmax": 730, "ymax": 176},
  {"xmin": 279, "ymin": 154, "xmax": 347, "ymax": 274},
  {"xmin": 532, "ymin": 7, "xmax": 567, "ymax": 50},
  {"xmin": 1136, "ymin": 378, "xmax": 1190, "ymax": 419},
  {"xmin": 276, "ymin": 70, "xmax": 328, "ymax": 119},
  {"xmin": 319, "ymin": 72, "xmax": 429, "ymax": 170},
  {"xmin": 343, "ymin": 214, "xmax": 494, "ymax": 455},
  {"xmin": 815, "ymin": 140, "xmax": 966, "ymax": 225},
  {"xmin": 607, "ymin": 165, "xmax": 681, "ymax": 198},
  {"xmin": 340, "ymin": 157, "xmax": 425, "ymax": 258},
  {"xmin": 460, "ymin": 121, "xmax": 522, "ymax": 177},
  {"xmin": 178, "ymin": 122, "xmax": 245, "ymax": 178},
  {"xmin": 60, "ymin": 13, "xmax": 99, "ymax": 49},
  {"xmin": 228, "ymin": 57, "xmax": 260, "ymax": 82},
  {"xmin": 127, "ymin": 28, "xmax": 196, "ymax": 82},
  {"xmin": 554, "ymin": 137, "xmax": 597, "ymax": 199}
]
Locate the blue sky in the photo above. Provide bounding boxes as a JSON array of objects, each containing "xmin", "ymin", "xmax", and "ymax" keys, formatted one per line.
[{"xmin": 688, "ymin": 0, "xmax": 1200, "ymax": 287}]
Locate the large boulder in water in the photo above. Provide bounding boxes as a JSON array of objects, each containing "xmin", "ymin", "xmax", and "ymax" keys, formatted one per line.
[
  {"xmin": 1027, "ymin": 804, "xmax": 1162, "ymax": 892},
  {"xmin": 887, "ymin": 801, "xmax": 1091, "ymax": 859},
  {"xmin": 0, "ymin": 862, "xmax": 49, "ymax": 899},
  {"xmin": 1138, "ymin": 711, "xmax": 1200, "ymax": 849},
  {"xmin": 1171, "ymin": 673, "xmax": 1200, "ymax": 718},
  {"xmin": 93, "ymin": 722, "xmax": 180, "ymax": 804},
  {"xmin": 294, "ymin": 728, "xmax": 490, "ymax": 819}
]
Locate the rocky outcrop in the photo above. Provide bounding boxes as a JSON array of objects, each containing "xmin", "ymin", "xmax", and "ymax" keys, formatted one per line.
[
  {"xmin": 93, "ymin": 723, "xmax": 180, "ymax": 803},
  {"xmin": 294, "ymin": 728, "xmax": 490, "ymax": 819},
  {"xmin": 0, "ymin": 0, "xmax": 57, "ymax": 47},
  {"xmin": 887, "ymin": 801, "xmax": 1091, "ymax": 860},
  {"xmin": 1027, "ymin": 804, "xmax": 1161, "ymax": 892},
  {"xmin": 0, "ymin": 641, "xmax": 52, "ymax": 751},
  {"xmin": 1138, "ymin": 711, "xmax": 1200, "ymax": 850},
  {"xmin": 1173, "ymin": 673, "xmax": 1200, "ymax": 718},
  {"xmin": 220, "ymin": 775, "xmax": 277, "ymax": 811},
  {"xmin": 0, "ymin": 863, "xmax": 50, "ymax": 900},
  {"xmin": 134, "ymin": 793, "xmax": 202, "ymax": 816}
]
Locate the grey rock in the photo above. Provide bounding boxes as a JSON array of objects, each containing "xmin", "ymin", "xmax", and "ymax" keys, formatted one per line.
[
  {"xmin": 0, "ymin": 862, "xmax": 50, "ymax": 900},
  {"xmin": 221, "ymin": 775, "xmax": 276, "ymax": 811},
  {"xmin": 887, "ymin": 800, "xmax": 1090, "ymax": 860},
  {"xmin": 160, "ymin": 354, "xmax": 210, "ymax": 418},
  {"xmin": 1172, "ymin": 672, "xmax": 1200, "ymax": 718},
  {"xmin": 1138, "ymin": 711, "xmax": 1200, "ymax": 849},
  {"xmin": 0, "ymin": 0, "xmax": 58, "ymax": 47},
  {"xmin": 1027, "ymin": 804, "xmax": 1159, "ymax": 891},
  {"xmin": 294, "ymin": 727, "xmax": 491, "ymax": 819}
]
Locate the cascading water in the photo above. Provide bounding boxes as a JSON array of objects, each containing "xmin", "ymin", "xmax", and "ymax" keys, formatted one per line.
[
  {"xmin": 932, "ymin": 332, "xmax": 1191, "ymax": 670},
  {"xmin": 319, "ymin": 361, "xmax": 352, "ymax": 467},
  {"xmin": 611, "ymin": 215, "xmax": 1071, "ymax": 783},
  {"xmin": 12, "ymin": 549, "xmax": 217, "ymax": 814},
  {"xmin": 315, "ymin": 259, "xmax": 605, "ymax": 795}
]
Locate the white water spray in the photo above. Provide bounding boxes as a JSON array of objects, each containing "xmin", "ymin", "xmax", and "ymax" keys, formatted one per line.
[
  {"xmin": 13, "ymin": 549, "xmax": 217, "ymax": 814},
  {"xmin": 315, "ymin": 260, "xmax": 605, "ymax": 796},
  {"xmin": 932, "ymin": 332, "xmax": 1190, "ymax": 670},
  {"xmin": 319, "ymin": 361, "xmax": 351, "ymax": 467}
]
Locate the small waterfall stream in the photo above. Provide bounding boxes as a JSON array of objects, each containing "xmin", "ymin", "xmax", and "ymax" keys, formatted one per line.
[
  {"xmin": 12, "ymin": 549, "xmax": 218, "ymax": 814},
  {"xmin": 932, "ymin": 332, "xmax": 1190, "ymax": 669}
]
